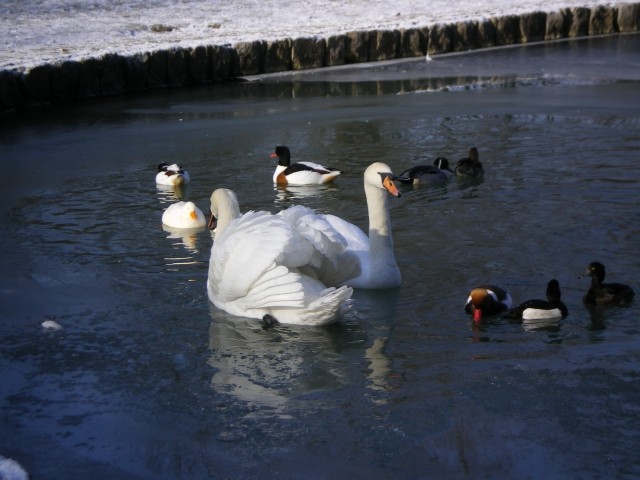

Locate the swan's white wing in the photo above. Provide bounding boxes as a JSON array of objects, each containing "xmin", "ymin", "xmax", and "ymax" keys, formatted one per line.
[
  {"xmin": 210, "ymin": 211, "xmax": 309, "ymax": 309},
  {"xmin": 323, "ymin": 213, "xmax": 369, "ymax": 253},
  {"xmin": 322, "ymin": 213, "xmax": 373, "ymax": 287},
  {"xmin": 278, "ymin": 206, "xmax": 361, "ymax": 286}
]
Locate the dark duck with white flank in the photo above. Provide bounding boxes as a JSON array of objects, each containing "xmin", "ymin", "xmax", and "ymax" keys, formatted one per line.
[
  {"xmin": 454, "ymin": 147, "xmax": 484, "ymax": 178},
  {"xmin": 583, "ymin": 261, "xmax": 635, "ymax": 307},
  {"xmin": 156, "ymin": 162, "xmax": 191, "ymax": 186},
  {"xmin": 270, "ymin": 145, "xmax": 342, "ymax": 185},
  {"xmin": 396, "ymin": 157, "xmax": 453, "ymax": 185},
  {"xmin": 506, "ymin": 279, "xmax": 569, "ymax": 320},
  {"xmin": 464, "ymin": 285, "xmax": 512, "ymax": 321}
]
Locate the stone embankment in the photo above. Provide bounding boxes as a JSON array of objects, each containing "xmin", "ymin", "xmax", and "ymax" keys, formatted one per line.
[{"xmin": 1, "ymin": 3, "xmax": 639, "ymax": 112}]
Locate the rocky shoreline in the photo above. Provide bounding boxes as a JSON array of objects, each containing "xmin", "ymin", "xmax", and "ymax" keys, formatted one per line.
[{"xmin": 1, "ymin": 3, "xmax": 639, "ymax": 112}]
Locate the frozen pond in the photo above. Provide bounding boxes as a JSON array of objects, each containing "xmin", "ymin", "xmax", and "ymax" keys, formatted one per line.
[{"xmin": 1, "ymin": 35, "xmax": 639, "ymax": 479}]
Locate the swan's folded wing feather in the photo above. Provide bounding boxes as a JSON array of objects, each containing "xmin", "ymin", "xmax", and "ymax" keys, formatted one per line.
[
  {"xmin": 323, "ymin": 214, "xmax": 369, "ymax": 253},
  {"xmin": 210, "ymin": 211, "xmax": 311, "ymax": 308},
  {"xmin": 279, "ymin": 206, "xmax": 361, "ymax": 286}
]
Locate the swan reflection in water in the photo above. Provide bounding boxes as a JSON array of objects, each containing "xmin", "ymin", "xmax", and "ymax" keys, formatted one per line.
[
  {"xmin": 206, "ymin": 287, "xmax": 400, "ymax": 411},
  {"xmin": 207, "ymin": 308, "xmax": 354, "ymax": 412}
]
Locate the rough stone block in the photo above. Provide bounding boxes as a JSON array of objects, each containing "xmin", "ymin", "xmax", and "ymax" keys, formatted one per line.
[
  {"xmin": 568, "ymin": 7, "xmax": 590, "ymax": 37},
  {"xmin": 428, "ymin": 23, "xmax": 454, "ymax": 55},
  {"xmin": 369, "ymin": 29, "xmax": 400, "ymax": 61},
  {"xmin": 167, "ymin": 47, "xmax": 189, "ymax": 86},
  {"xmin": 493, "ymin": 15, "xmax": 522, "ymax": 45},
  {"xmin": 76, "ymin": 57, "xmax": 102, "ymax": 97},
  {"xmin": 210, "ymin": 45, "xmax": 233, "ymax": 81},
  {"xmin": 589, "ymin": 5, "xmax": 619, "ymax": 35},
  {"xmin": 50, "ymin": 60, "xmax": 80, "ymax": 101},
  {"xmin": 618, "ymin": 3, "xmax": 640, "ymax": 32},
  {"xmin": 345, "ymin": 31, "xmax": 369, "ymax": 63},
  {"xmin": 454, "ymin": 21, "xmax": 479, "ymax": 52},
  {"xmin": 545, "ymin": 9, "xmax": 570, "ymax": 40},
  {"xmin": 292, "ymin": 37, "xmax": 325, "ymax": 70},
  {"xmin": 190, "ymin": 45, "xmax": 210, "ymax": 84},
  {"xmin": 24, "ymin": 64, "xmax": 52, "ymax": 103},
  {"xmin": 0, "ymin": 69, "xmax": 24, "ymax": 111},
  {"xmin": 98, "ymin": 54, "xmax": 126, "ymax": 95},
  {"xmin": 475, "ymin": 19, "xmax": 496, "ymax": 49},
  {"xmin": 265, "ymin": 38, "xmax": 292, "ymax": 72},
  {"xmin": 233, "ymin": 41, "xmax": 265, "ymax": 76},
  {"xmin": 325, "ymin": 35, "xmax": 346, "ymax": 66},
  {"xmin": 147, "ymin": 50, "xmax": 168, "ymax": 88},
  {"xmin": 124, "ymin": 52, "xmax": 150, "ymax": 91},
  {"xmin": 400, "ymin": 28, "xmax": 427, "ymax": 58},
  {"xmin": 520, "ymin": 11, "xmax": 547, "ymax": 42}
]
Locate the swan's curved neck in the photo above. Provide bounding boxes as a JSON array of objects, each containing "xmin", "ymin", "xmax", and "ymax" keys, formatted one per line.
[
  {"xmin": 365, "ymin": 182, "xmax": 392, "ymax": 238},
  {"xmin": 213, "ymin": 192, "xmax": 240, "ymax": 235},
  {"xmin": 364, "ymin": 181, "xmax": 399, "ymax": 282}
]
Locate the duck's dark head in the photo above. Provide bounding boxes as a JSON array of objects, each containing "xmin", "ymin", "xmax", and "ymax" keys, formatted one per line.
[
  {"xmin": 546, "ymin": 279, "xmax": 562, "ymax": 302},
  {"xmin": 585, "ymin": 262, "xmax": 606, "ymax": 284},
  {"xmin": 270, "ymin": 145, "xmax": 291, "ymax": 166},
  {"xmin": 433, "ymin": 157, "xmax": 452, "ymax": 172}
]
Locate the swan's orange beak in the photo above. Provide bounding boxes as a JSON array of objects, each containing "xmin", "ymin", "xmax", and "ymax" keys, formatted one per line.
[
  {"xmin": 383, "ymin": 176, "xmax": 401, "ymax": 197},
  {"xmin": 190, "ymin": 210, "xmax": 198, "ymax": 220}
]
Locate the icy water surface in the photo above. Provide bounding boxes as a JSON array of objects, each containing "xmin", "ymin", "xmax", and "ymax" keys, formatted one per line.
[{"xmin": 1, "ymin": 36, "xmax": 640, "ymax": 479}]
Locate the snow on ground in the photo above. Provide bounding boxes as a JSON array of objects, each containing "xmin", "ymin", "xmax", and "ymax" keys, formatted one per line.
[{"xmin": 1, "ymin": 0, "xmax": 614, "ymax": 70}]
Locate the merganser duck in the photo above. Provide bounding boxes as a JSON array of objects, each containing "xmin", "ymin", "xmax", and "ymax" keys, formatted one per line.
[
  {"xmin": 396, "ymin": 157, "xmax": 453, "ymax": 184},
  {"xmin": 156, "ymin": 162, "xmax": 191, "ymax": 186},
  {"xmin": 465, "ymin": 285, "xmax": 512, "ymax": 321},
  {"xmin": 506, "ymin": 279, "xmax": 568, "ymax": 320},
  {"xmin": 454, "ymin": 147, "xmax": 484, "ymax": 178},
  {"xmin": 270, "ymin": 145, "xmax": 341, "ymax": 185},
  {"xmin": 583, "ymin": 261, "xmax": 634, "ymax": 307}
]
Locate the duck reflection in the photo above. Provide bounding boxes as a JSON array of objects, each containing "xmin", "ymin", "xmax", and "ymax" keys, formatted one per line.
[
  {"xmin": 156, "ymin": 183, "xmax": 187, "ymax": 203},
  {"xmin": 519, "ymin": 316, "xmax": 562, "ymax": 333},
  {"xmin": 273, "ymin": 183, "xmax": 338, "ymax": 207},
  {"xmin": 162, "ymin": 224, "xmax": 205, "ymax": 255}
]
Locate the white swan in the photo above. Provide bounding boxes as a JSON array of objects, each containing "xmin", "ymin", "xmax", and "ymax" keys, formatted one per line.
[
  {"xmin": 324, "ymin": 162, "xmax": 402, "ymax": 289},
  {"xmin": 206, "ymin": 189, "xmax": 360, "ymax": 326},
  {"xmin": 161, "ymin": 201, "xmax": 206, "ymax": 229}
]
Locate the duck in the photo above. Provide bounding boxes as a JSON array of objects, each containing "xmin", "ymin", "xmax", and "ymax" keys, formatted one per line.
[
  {"xmin": 506, "ymin": 279, "xmax": 568, "ymax": 320},
  {"xmin": 156, "ymin": 162, "xmax": 191, "ymax": 186},
  {"xmin": 396, "ymin": 157, "xmax": 453, "ymax": 185},
  {"xmin": 162, "ymin": 201, "xmax": 206, "ymax": 229},
  {"xmin": 206, "ymin": 189, "xmax": 360, "ymax": 326},
  {"xmin": 270, "ymin": 145, "xmax": 342, "ymax": 185},
  {"xmin": 321, "ymin": 162, "xmax": 402, "ymax": 289},
  {"xmin": 464, "ymin": 285, "xmax": 512, "ymax": 321},
  {"xmin": 454, "ymin": 147, "xmax": 484, "ymax": 178},
  {"xmin": 583, "ymin": 261, "xmax": 635, "ymax": 307}
]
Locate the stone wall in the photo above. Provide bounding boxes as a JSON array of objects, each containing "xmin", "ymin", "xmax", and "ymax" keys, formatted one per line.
[{"xmin": 1, "ymin": 2, "xmax": 639, "ymax": 112}]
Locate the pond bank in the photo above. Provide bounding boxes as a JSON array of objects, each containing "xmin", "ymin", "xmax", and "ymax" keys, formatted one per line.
[{"xmin": 1, "ymin": 2, "xmax": 639, "ymax": 113}]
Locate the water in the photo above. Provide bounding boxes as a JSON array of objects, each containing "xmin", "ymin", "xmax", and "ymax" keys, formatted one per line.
[{"xmin": 1, "ymin": 35, "xmax": 640, "ymax": 479}]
